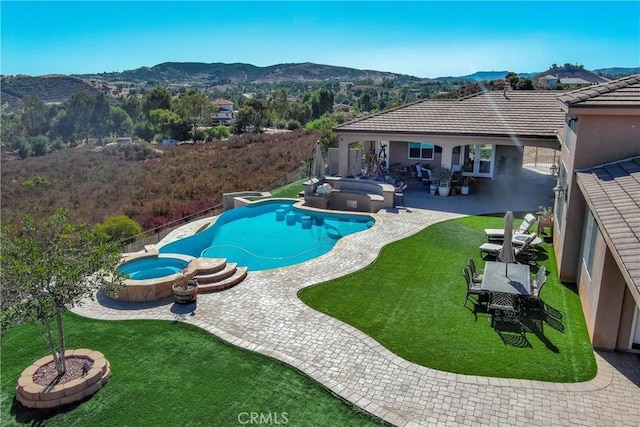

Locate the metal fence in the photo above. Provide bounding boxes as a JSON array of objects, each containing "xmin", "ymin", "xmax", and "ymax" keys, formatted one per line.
[
  {"xmin": 122, "ymin": 203, "xmax": 224, "ymax": 253},
  {"xmin": 523, "ymin": 147, "xmax": 559, "ymax": 172},
  {"xmin": 122, "ymin": 167, "xmax": 309, "ymax": 253}
]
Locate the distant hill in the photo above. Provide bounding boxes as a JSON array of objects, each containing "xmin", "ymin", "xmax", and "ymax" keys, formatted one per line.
[
  {"xmin": 435, "ymin": 70, "xmax": 538, "ymax": 82},
  {"xmin": 1, "ymin": 75, "xmax": 99, "ymax": 110},
  {"xmin": 3, "ymin": 62, "xmax": 637, "ymax": 111},
  {"xmin": 533, "ymin": 65, "xmax": 610, "ymax": 84},
  {"xmin": 75, "ymin": 61, "xmax": 420, "ymax": 85},
  {"xmin": 593, "ymin": 67, "xmax": 640, "ymax": 79}
]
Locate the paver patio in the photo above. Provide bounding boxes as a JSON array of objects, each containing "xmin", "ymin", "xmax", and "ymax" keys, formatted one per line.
[{"xmin": 73, "ymin": 169, "xmax": 640, "ymax": 426}]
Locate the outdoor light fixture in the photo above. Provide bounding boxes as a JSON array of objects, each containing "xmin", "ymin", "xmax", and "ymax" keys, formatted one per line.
[
  {"xmin": 549, "ymin": 163, "xmax": 558, "ymax": 176},
  {"xmin": 553, "ymin": 182, "xmax": 566, "ymax": 200}
]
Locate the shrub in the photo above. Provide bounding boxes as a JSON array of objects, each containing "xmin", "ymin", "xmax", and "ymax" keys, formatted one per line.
[
  {"xmin": 95, "ymin": 214, "xmax": 143, "ymax": 242},
  {"xmin": 286, "ymin": 120, "xmax": 301, "ymax": 130}
]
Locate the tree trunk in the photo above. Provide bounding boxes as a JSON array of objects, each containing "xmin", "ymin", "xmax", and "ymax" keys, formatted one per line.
[{"xmin": 55, "ymin": 308, "xmax": 67, "ymax": 375}]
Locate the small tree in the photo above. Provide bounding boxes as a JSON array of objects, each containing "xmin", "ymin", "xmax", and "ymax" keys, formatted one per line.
[
  {"xmin": 0, "ymin": 209, "xmax": 124, "ymax": 376},
  {"xmin": 95, "ymin": 214, "xmax": 143, "ymax": 243}
]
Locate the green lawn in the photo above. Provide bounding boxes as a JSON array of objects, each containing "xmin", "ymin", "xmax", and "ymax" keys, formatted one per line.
[
  {"xmin": 1, "ymin": 314, "xmax": 384, "ymax": 427},
  {"xmin": 299, "ymin": 214, "xmax": 597, "ymax": 382}
]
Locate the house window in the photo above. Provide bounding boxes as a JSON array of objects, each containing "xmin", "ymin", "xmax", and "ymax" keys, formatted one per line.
[
  {"xmin": 581, "ymin": 210, "xmax": 598, "ymax": 277},
  {"xmin": 555, "ymin": 163, "xmax": 567, "ymax": 230},
  {"xmin": 563, "ymin": 117, "xmax": 577, "ymax": 152},
  {"xmin": 408, "ymin": 142, "xmax": 434, "ymax": 160}
]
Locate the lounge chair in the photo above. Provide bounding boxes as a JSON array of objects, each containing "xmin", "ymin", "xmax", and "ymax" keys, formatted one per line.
[
  {"xmin": 484, "ymin": 214, "xmax": 537, "ymax": 241},
  {"xmin": 479, "ymin": 233, "xmax": 537, "ymax": 261}
]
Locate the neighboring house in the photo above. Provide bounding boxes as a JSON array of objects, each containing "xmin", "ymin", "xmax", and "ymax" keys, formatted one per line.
[
  {"xmin": 333, "ymin": 75, "xmax": 640, "ymax": 353},
  {"xmin": 333, "ymin": 89, "xmax": 565, "ymax": 179},
  {"xmin": 558, "ymin": 77, "xmax": 592, "ymax": 87},
  {"xmin": 333, "ymin": 103, "xmax": 351, "ymax": 113},
  {"xmin": 538, "ymin": 74, "xmax": 560, "ymax": 87},
  {"xmin": 553, "ymin": 75, "xmax": 640, "ymax": 351},
  {"xmin": 211, "ymin": 98, "xmax": 234, "ymax": 126}
]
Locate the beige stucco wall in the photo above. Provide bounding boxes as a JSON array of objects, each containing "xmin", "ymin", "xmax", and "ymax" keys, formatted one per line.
[
  {"xmin": 578, "ymin": 223, "xmax": 607, "ymax": 345},
  {"xmin": 592, "ymin": 247, "xmax": 627, "ymax": 350},
  {"xmin": 616, "ymin": 286, "xmax": 638, "ymax": 351},
  {"xmin": 554, "ymin": 108, "xmax": 640, "ymax": 352},
  {"xmin": 554, "ymin": 112, "xmax": 640, "ymax": 283}
]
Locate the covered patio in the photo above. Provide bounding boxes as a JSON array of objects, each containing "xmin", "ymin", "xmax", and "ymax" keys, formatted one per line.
[
  {"xmin": 391, "ymin": 166, "xmax": 557, "ymax": 216},
  {"xmin": 332, "ymin": 89, "xmax": 566, "ymax": 183}
]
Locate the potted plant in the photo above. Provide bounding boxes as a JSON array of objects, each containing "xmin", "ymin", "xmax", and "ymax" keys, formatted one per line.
[
  {"xmin": 172, "ymin": 273, "xmax": 198, "ymax": 304},
  {"xmin": 433, "ymin": 166, "xmax": 452, "ymax": 196},
  {"xmin": 460, "ymin": 176, "xmax": 474, "ymax": 195},
  {"xmin": 536, "ymin": 206, "xmax": 553, "ymax": 221},
  {"xmin": 536, "ymin": 206, "xmax": 554, "ymax": 238}
]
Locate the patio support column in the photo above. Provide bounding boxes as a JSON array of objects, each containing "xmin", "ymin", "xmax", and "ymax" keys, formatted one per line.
[
  {"xmin": 338, "ymin": 136, "xmax": 350, "ymax": 176},
  {"xmin": 440, "ymin": 146, "xmax": 453, "ymax": 168}
]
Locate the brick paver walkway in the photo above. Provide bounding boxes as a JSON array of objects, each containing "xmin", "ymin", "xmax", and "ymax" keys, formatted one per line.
[{"xmin": 73, "ymin": 200, "xmax": 640, "ymax": 426}]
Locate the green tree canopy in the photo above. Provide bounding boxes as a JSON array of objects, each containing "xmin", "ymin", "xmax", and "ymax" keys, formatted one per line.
[
  {"xmin": 0, "ymin": 209, "xmax": 124, "ymax": 376},
  {"xmin": 94, "ymin": 214, "xmax": 143, "ymax": 243},
  {"xmin": 174, "ymin": 90, "xmax": 215, "ymax": 140}
]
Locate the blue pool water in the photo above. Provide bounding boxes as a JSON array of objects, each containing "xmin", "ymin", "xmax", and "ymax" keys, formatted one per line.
[
  {"xmin": 118, "ymin": 256, "xmax": 189, "ymax": 280},
  {"xmin": 159, "ymin": 200, "xmax": 374, "ymax": 271}
]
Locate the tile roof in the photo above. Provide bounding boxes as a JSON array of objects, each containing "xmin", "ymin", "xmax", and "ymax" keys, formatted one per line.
[
  {"xmin": 576, "ymin": 156, "xmax": 640, "ymax": 298},
  {"xmin": 557, "ymin": 74, "xmax": 640, "ymax": 107},
  {"xmin": 335, "ymin": 90, "xmax": 566, "ymax": 139},
  {"xmin": 212, "ymin": 98, "xmax": 233, "ymax": 105}
]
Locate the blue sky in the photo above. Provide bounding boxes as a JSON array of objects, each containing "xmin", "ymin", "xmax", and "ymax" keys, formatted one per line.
[{"xmin": 2, "ymin": 1, "xmax": 639, "ymax": 78}]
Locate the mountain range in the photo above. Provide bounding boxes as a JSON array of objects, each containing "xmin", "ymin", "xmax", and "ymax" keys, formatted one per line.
[{"xmin": 2, "ymin": 62, "xmax": 638, "ymax": 110}]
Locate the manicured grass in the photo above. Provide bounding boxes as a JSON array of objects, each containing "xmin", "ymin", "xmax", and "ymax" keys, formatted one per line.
[
  {"xmin": 268, "ymin": 179, "xmax": 305, "ymax": 198},
  {"xmin": 1, "ymin": 314, "xmax": 384, "ymax": 427},
  {"xmin": 299, "ymin": 214, "xmax": 597, "ymax": 382}
]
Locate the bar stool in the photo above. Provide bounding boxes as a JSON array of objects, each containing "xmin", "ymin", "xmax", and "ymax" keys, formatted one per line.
[{"xmin": 394, "ymin": 184, "xmax": 407, "ymax": 208}]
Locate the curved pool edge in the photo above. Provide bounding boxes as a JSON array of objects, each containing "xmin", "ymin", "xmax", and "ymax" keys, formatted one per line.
[{"xmin": 112, "ymin": 198, "xmax": 382, "ymax": 301}]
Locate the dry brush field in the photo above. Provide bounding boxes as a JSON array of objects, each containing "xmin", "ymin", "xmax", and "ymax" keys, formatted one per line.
[{"xmin": 1, "ymin": 130, "xmax": 317, "ymax": 229}]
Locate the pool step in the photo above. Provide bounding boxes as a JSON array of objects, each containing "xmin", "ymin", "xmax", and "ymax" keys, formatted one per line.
[
  {"xmin": 197, "ymin": 264, "xmax": 248, "ymax": 293},
  {"xmin": 184, "ymin": 258, "xmax": 227, "ymax": 276}
]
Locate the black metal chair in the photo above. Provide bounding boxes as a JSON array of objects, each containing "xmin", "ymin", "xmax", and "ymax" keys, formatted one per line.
[
  {"xmin": 463, "ymin": 267, "xmax": 485, "ymax": 307},
  {"xmin": 468, "ymin": 258, "xmax": 483, "ymax": 283}
]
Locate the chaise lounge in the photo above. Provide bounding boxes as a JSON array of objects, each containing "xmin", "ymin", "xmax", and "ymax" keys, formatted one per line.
[{"xmin": 484, "ymin": 213, "xmax": 537, "ymax": 241}]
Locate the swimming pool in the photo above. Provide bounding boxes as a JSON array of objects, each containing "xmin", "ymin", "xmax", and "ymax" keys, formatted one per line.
[{"xmin": 159, "ymin": 200, "xmax": 375, "ymax": 271}]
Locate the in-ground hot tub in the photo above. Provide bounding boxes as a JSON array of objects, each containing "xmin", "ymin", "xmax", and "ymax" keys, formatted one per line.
[{"xmin": 117, "ymin": 255, "xmax": 189, "ymax": 280}]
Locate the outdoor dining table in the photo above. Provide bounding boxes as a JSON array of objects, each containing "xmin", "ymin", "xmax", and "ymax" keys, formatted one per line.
[{"xmin": 481, "ymin": 261, "xmax": 531, "ymax": 296}]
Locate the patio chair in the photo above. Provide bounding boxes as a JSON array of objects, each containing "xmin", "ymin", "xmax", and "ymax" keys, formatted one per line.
[
  {"xmin": 468, "ymin": 258, "xmax": 483, "ymax": 283},
  {"xmin": 532, "ymin": 266, "xmax": 547, "ymax": 291},
  {"xmin": 531, "ymin": 268, "xmax": 547, "ymax": 299},
  {"xmin": 484, "ymin": 214, "xmax": 537, "ymax": 241},
  {"xmin": 514, "ymin": 233, "xmax": 538, "ymax": 263},
  {"xmin": 463, "ymin": 267, "xmax": 486, "ymax": 307}
]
